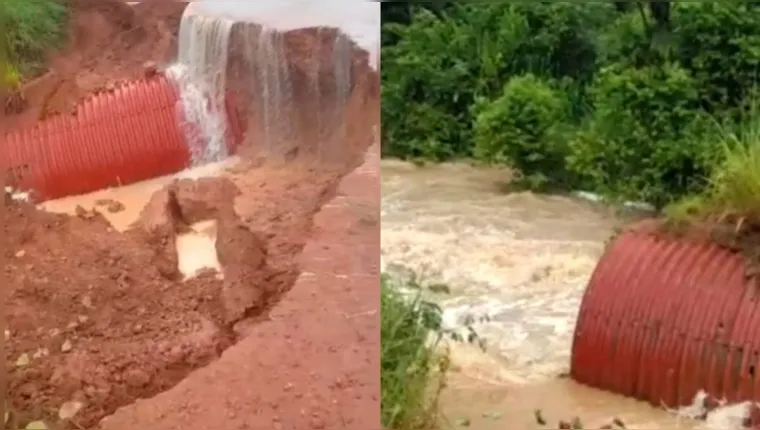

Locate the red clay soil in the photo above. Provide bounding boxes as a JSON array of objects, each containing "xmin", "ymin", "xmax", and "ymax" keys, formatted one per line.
[
  {"xmin": 5, "ymin": 169, "xmax": 312, "ymax": 426},
  {"xmin": 2, "ymin": 0, "xmax": 188, "ymax": 133},
  {"xmin": 100, "ymin": 145, "xmax": 381, "ymax": 430},
  {"xmin": 6, "ymin": 145, "xmax": 379, "ymax": 428}
]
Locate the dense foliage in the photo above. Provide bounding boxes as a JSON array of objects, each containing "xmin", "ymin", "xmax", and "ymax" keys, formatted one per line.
[
  {"xmin": 382, "ymin": 2, "xmax": 760, "ymax": 207},
  {"xmin": 2, "ymin": 0, "xmax": 67, "ymax": 78},
  {"xmin": 380, "ymin": 275, "xmax": 447, "ymax": 429}
]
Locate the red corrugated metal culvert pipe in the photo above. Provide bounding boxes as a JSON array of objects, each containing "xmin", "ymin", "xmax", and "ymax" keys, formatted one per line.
[
  {"xmin": 1, "ymin": 73, "xmax": 243, "ymax": 202},
  {"xmin": 571, "ymin": 223, "xmax": 760, "ymax": 412}
]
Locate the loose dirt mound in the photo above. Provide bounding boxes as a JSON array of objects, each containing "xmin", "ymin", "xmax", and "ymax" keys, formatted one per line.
[
  {"xmin": 3, "ymin": 0, "xmax": 188, "ymax": 132},
  {"xmin": 5, "ymin": 163, "xmax": 352, "ymax": 428}
]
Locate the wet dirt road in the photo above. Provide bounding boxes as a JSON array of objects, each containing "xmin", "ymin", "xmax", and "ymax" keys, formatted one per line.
[{"xmin": 380, "ymin": 160, "xmax": 705, "ymax": 429}]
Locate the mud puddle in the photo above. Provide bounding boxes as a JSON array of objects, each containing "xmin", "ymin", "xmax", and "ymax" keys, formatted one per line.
[
  {"xmin": 40, "ymin": 160, "xmax": 234, "ymax": 282},
  {"xmin": 39, "ymin": 157, "xmax": 241, "ymax": 231},
  {"xmin": 176, "ymin": 220, "xmax": 222, "ymax": 280},
  {"xmin": 380, "ymin": 160, "xmax": 697, "ymax": 428}
]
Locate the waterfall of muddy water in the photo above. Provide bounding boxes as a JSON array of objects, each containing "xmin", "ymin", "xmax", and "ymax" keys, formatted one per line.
[
  {"xmin": 382, "ymin": 160, "xmax": 750, "ymax": 429},
  {"xmin": 179, "ymin": 1, "xmax": 378, "ymax": 161},
  {"xmin": 248, "ymin": 25, "xmax": 295, "ymax": 153},
  {"xmin": 228, "ymin": 22, "xmax": 351, "ymax": 160},
  {"xmin": 165, "ymin": 11, "xmax": 234, "ymax": 166}
]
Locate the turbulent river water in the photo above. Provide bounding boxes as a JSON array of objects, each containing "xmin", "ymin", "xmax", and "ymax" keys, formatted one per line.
[{"xmin": 380, "ymin": 159, "xmax": 745, "ymax": 430}]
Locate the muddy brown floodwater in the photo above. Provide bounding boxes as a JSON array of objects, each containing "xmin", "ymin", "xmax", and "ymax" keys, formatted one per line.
[{"xmin": 381, "ymin": 160, "xmax": 709, "ymax": 429}]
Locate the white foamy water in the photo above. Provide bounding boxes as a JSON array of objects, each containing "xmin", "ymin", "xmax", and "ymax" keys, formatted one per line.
[
  {"xmin": 381, "ymin": 160, "xmax": 616, "ymax": 382},
  {"xmin": 166, "ymin": 12, "xmax": 234, "ymax": 166},
  {"xmin": 382, "ymin": 160, "xmax": 755, "ymax": 429}
]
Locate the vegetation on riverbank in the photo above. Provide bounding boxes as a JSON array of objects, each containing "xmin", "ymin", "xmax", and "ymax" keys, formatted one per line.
[
  {"xmin": 381, "ymin": 2, "xmax": 760, "ymax": 211},
  {"xmin": 2, "ymin": 0, "xmax": 67, "ymax": 80},
  {"xmin": 659, "ymin": 111, "xmax": 760, "ymax": 268},
  {"xmin": 380, "ymin": 275, "xmax": 448, "ymax": 429},
  {"xmin": 665, "ymin": 112, "xmax": 760, "ymax": 226}
]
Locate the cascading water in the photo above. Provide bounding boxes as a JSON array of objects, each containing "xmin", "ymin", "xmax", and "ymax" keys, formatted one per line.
[
  {"xmin": 229, "ymin": 21, "xmax": 353, "ymax": 160},
  {"xmin": 235, "ymin": 24, "xmax": 295, "ymax": 152},
  {"xmin": 256, "ymin": 28, "xmax": 289, "ymax": 149},
  {"xmin": 162, "ymin": 1, "xmax": 378, "ymax": 165},
  {"xmin": 165, "ymin": 12, "xmax": 234, "ymax": 166}
]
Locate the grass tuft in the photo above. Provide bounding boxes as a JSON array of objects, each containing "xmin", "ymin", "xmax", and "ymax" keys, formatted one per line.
[
  {"xmin": 380, "ymin": 274, "xmax": 449, "ymax": 430},
  {"xmin": 664, "ymin": 111, "xmax": 760, "ymax": 226},
  {"xmin": 3, "ymin": 0, "xmax": 68, "ymax": 78}
]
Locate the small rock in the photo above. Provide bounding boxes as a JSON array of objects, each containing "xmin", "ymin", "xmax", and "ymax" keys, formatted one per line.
[
  {"xmin": 15, "ymin": 250, "xmax": 25, "ymax": 258},
  {"xmin": 48, "ymin": 328, "xmax": 61, "ymax": 337},
  {"xmin": 482, "ymin": 411, "xmax": 503, "ymax": 420},
  {"xmin": 143, "ymin": 61, "xmax": 158, "ymax": 77},
  {"xmin": 15, "ymin": 353, "xmax": 30, "ymax": 367},
  {"xmin": 25, "ymin": 421, "xmax": 48, "ymax": 430},
  {"xmin": 124, "ymin": 368, "xmax": 151, "ymax": 388},
  {"xmin": 107, "ymin": 200, "xmax": 125, "ymax": 213},
  {"xmin": 81, "ymin": 295, "xmax": 93, "ymax": 308},
  {"xmin": 534, "ymin": 409, "xmax": 547, "ymax": 426},
  {"xmin": 32, "ymin": 348, "xmax": 49, "ymax": 359},
  {"xmin": 455, "ymin": 418, "xmax": 471, "ymax": 427},
  {"xmin": 77, "ymin": 315, "xmax": 89, "ymax": 324},
  {"xmin": 58, "ymin": 400, "xmax": 84, "ymax": 420},
  {"xmin": 74, "ymin": 205, "xmax": 87, "ymax": 218},
  {"xmin": 5, "ymin": 329, "xmax": 10, "ymax": 340},
  {"xmin": 61, "ymin": 340, "xmax": 73, "ymax": 353}
]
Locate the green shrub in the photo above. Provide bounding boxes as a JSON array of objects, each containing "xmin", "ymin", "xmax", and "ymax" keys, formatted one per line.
[
  {"xmin": 568, "ymin": 62, "xmax": 709, "ymax": 207},
  {"xmin": 502, "ymin": 3, "xmax": 615, "ymax": 83},
  {"xmin": 665, "ymin": 108, "xmax": 760, "ymax": 222},
  {"xmin": 381, "ymin": 3, "xmax": 615, "ymax": 161},
  {"xmin": 3, "ymin": 0, "xmax": 67, "ymax": 77},
  {"xmin": 381, "ymin": 2, "xmax": 760, "ymax": 208},
  {"xmin": 674, "ymin": 2, "xmax": 760, "ymax": 112},
  {"xmin": 381, "ymin": 6, "xmax": 486, "ymax": 160},
  {"xmin": 473, "ymin": 74, "xmax": 571, "ymax": 190},
  {"xmin": 381, "ymin": 275, "xmax": 447, "ymax": 430},
  {"xmin": 596, "ymin": 10, "xmax": 655, "ymax": 68}
]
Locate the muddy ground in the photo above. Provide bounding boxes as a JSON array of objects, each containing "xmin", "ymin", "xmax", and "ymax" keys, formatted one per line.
[
  {"xmin": 4, "ymin": 0, "xmax": 380, "ymax": 428},
  {"xmin": 6, "ymin": 163, "xmax": 357, "ymax": 428}
]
